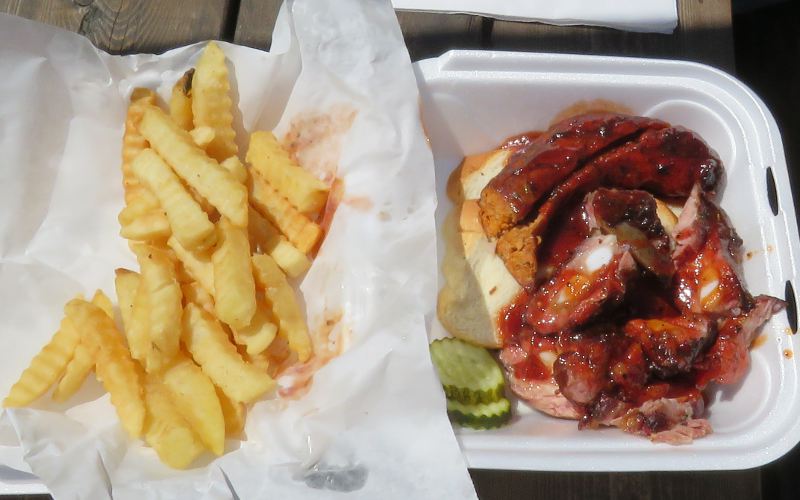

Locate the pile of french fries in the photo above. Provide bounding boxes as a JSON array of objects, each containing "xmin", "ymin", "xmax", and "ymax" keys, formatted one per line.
[{"xmin": 3, "ymin": 42, "xmax": 330, "ymax": 468}]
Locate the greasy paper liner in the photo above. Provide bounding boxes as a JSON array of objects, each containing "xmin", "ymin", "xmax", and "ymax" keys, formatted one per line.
[{"xmin": 0, "ymin": 1, "xmax": 476, "ymax": 498}]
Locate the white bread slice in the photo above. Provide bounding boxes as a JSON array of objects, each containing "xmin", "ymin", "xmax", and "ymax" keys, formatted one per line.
[
  {"xmin": 438, "ymin": 211, "xmax": 521, "ymax": 348},
  {"xmin": 438, "ymin": 149, "xmax": 519, "ymax": 348},
  {"xmin": 447, "ymin": 149, "xmax": 511, "ymax": 203}
]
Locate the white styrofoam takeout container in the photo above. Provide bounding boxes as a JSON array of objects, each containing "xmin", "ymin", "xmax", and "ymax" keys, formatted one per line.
[{"xmin": 415, "ymin": 51, "xmax": 800, "ymax": 471}]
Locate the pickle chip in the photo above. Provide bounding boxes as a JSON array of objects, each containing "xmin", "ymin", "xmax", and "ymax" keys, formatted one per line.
[
  {"xmin": 429, "ymin": 337, "xmax": 505, "ymax": 405},
  {"xmin": 447, "ymin": 398, "xmax": 512, "ymax": 430}
]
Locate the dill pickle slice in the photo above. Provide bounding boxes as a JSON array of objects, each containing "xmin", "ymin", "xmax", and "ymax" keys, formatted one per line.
[
  {"xmin": 429, "ymin": 338, "xmax": 505, "ymax": 405},
  {"xmin": 447, "ymin": 398, "xmax": 511, "ymax": 430}
]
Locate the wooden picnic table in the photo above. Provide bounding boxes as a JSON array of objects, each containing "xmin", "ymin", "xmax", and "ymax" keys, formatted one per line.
[{"xmin": 0, "ymin": 1, "xmax": 751, "ymax": 499}]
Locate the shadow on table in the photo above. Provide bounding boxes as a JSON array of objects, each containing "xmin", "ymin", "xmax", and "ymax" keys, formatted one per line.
[
  {"xmin": 484, "ymin": 24, "xmax": 735, "ymax": 75},
  {"xmin": 402, "ymin": 16, "xmax": 736, "ymax": 77},
  {"xmin": 470, "ymin": 469, "xmax": 762, "ymax": 500},
  {"xmin": 735, "ymin": 4, "xmax": 800, "ymax": 500}
]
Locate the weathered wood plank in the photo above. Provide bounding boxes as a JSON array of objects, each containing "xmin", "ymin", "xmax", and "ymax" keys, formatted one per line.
[
  {"xmin": 234, "ymin": 0, "xmax": 281, "ymax": 50},
  {"xmin": 633, "ymin": 471, "xmax": 762, "ymax": 500},
  {"xmin": 396, "ymin": 11, "xmax": 483, "ymax": 61},
  {"xmin": 471, "ymin": 470, "xmax": 611, "ymax": 500},
  {"xmin": 472, "ymin": 470, "xmax": 762, "ymax": 500},
  {"xmin": 233, "ymin": 1, "xmax": 484, "ymax": 60},
  {"xmin": 487, "ymin": 0, "xmax": 734, "ymax": 71},
  {"xmin": 0, "ymin": 0, "xmax": 231, "ymax": 54},
  {"xmin": 0, "ymin": 0, "xmax": 87, "ymax": 32}
]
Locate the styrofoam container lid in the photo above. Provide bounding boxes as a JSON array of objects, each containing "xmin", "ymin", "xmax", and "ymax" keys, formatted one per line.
[{"xmin": 415, "ymin": 50, "xmax": 800, "ymax": 471}]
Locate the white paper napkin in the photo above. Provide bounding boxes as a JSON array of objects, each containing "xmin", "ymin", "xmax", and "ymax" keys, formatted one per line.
[
  {"xmin": 0, "ymin": 0, "xmax": 477, "ymax": 498},
  {"xmin": 393, "ymin": 0, "xmax": 678, "ymax": 33}
]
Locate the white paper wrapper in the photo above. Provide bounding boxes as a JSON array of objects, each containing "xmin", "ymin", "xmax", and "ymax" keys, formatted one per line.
[
  {"xmin": 392, "ymin": 0, "xmax": 678, "ymax": 34},
  {"xmin": 0, "ymin": 0, "xmax": 477, "ymax": 498}
]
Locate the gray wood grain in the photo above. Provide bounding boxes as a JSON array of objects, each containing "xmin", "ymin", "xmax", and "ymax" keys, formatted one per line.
[
  {"xmin": 0, "ymin": 0, "xmax": 231, "ymax": 54},
  {"xmin": 396, "ymin": 10, "xmax": 483, "ymax": 61},
  {"xmin": 487, "ymin": 0, "xmax": 735, "ymax": 72},
  {"xmin": 472, "ymin": 470, "xmax": 761, "ymax": 500},
  {"xmin": 233, "ymin": 1, "xmax": 484, "ymax": 60},
  {"xmin": 234, "ymin": 0, "xmax": 281, "ymax": 49}
]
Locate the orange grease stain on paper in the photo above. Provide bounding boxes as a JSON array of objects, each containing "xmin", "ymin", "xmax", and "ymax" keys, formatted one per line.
[
  {"xmin": 319, "ymin": 178, "xmax": 345, "ymax": 235},
  {"xmin": 343, "ymin": 196, "xmax": 374, "ymax": 211},
  {"xmin": 277, "ymin": 311, "xmax": 348, "ymax": 400},
  {"xmin": 316, "ymin": 181, "xmax": 374, "ymax": 236},
  {"xmin": 283, "ymin": 105, "xmax": 357, "ymax": 185},
  {"xmin": 418, "ymin": 97, "xmax": 432, "ymax": 149},
  {"xmin": 281, "ymin": 105, "xmax": 358, "ymax": 238}
]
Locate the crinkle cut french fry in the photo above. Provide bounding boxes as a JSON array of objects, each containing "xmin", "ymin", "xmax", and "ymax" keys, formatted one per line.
[
  {"xmin": 131, "ymin": 275, "xmax": 153, "ymax": 366},
  {"xmin": 248, "ymin": 173, "xmax": 322, "ymax": 254},
  {"xmin": 134, "ymin": 244, "xmax": 182, "ymax": 371},
  {"xmin": 90, "ymin": 290, "xmax": 114, "ymax": 319},
  {"xmin": 114, "ymin": 268, "xmax": 151, "ymax": 366},
  {"xmin": 231, "ymin": 296, "xmax": 278, "ymax": 355},
  {"xmin": 144, "ymin": 373, "xmax": 206, "ymax": 469},
  {"xmin": 161, "ymin": 354, "xmax": 225, "ymax": 455},
  {"xmin": 215, "ymin": 386, "xmax": 245, "ymax": 436},
  {"xmin": 51, "ymin": 341, "xmax": 94, "ymax": 403},
  {"xmin": 246, "ymin": 131, "xmax": 328, "ymax": 215},
  {"xmin": 251, "ymin": 254, "xmax": 313, "ymax": 363},
  {"xmin": 181, "ymin": 280, "xmax": 216, "ymax": 315},
  {"xmin": 139, "ymin": 105, "xmax": 247, "ymax": 227},
  {"xmin": 192, "ymin": 41, "xmax": 238, "ymax": 162},
  {"xmin": 190, "ymin": 126, "xmax": 216, "ymax": 149},
  {"xmin": 131, "ymin": 149, "xmax": 216, "ymax": 251},
  {"xmin": 119, "ymin": 209, "xmax": 171, "ymax": 243},
  {"xmin": 168, "ymin": 236, "xmax": 215, "ymax": 297},
  {"xmin": 63, "ymin": 298, "xmax": 131, "ymax": 371},
  {"xmin": 212, "ymin": 217, "xmax": 257, "ymax": 330},
  {"xmin": 119, "ymin": 191, "xmax": 160, "ymax": 225},
  {"xmin": 64, "ymin": 299, "xmax": 145, "ymax": 438},
  {"xmin": 123, "ymin": 184, "xmax": 162, "ymax": 217},
  {"xmin": 122, "ymin": 88, "xmax": 157, "ymax": 202},
  {"xmin": 96, "ymin": 347, "xmax": 145, "ymax": 439},
  {"xmin": 169, "ymin": 68, "xmax": 194, "ymax": 132},
  {"xmin": 115, "ymin": 269, "xmax": 140, "ymax": 330},
  {"xmin": 188, "ymin": 185, "xmax": 220, "ymax": 222},
  {"xmin": 182, "ymin": 303, "xmax": 275, "ymax": 404},
  {"xmin": 3, "ymin": 314, "xmax": 81, "ymax": 407},
  {"xmin": 118, "ymin": 187, "xmax": 169, "ymax": 244},
  {"xmin": 248, "ymin": 207, "xmax": 311, "ymax": 278},
  {"xmin": 245, "ymin": 350, "xmax": 271, "ymax": 374},
  {"xmin": 174, "ymin": 259, "xmax": 196, "ymax": 285},
  {"xmin": 120, "ymin": 121, "xmax": 170, "ymax": 243},
  {"xmin": 220, "ymin": 155, "xmax": 248, "ymax": 184},
  {"xmin": 51, "ymin": 291, "xmax": 113, "ymax": 402}
]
